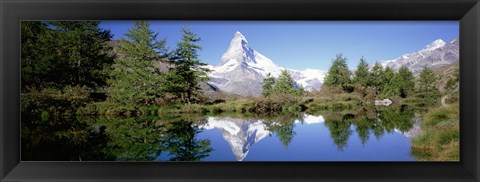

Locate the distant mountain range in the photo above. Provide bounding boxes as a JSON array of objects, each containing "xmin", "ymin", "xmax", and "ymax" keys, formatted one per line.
[
  {"xmin": 205, "ymin": 31, "xmax": 459, "ymax": 96},
  {"xmin": 379, "ymin": 38, "xmax": 459, "ymax": 75}
]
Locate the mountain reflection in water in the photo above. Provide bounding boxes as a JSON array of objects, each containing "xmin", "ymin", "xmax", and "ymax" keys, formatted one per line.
[
  {"xmin": 197, "ymin": 115, "xmax": 325, "ymax": 161},
  {"xmin": 22, "ymin": 107, "xmax": 420, "ymax": 161},
  {"xmin": 196, "ymin": 113, "xmax": 418, "ymax": 161}
]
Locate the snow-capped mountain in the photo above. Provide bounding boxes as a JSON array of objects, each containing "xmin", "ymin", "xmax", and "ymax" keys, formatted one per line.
[
  {"xmin": 206, "ymin": 31, "xmax": 326, "ymax": 96},
  {"xmin": 380, "ymin": 38, "xmax": 459, "ymax": 75}
]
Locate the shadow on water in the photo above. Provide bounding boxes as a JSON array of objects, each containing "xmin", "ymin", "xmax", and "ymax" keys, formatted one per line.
[
  {"xmin": 22, "ymin": 114, "xmax": 213, "ymax": 161},
  {"xmin": 22, "ymin": 106, "xmax": 419, "ymax": 161}
]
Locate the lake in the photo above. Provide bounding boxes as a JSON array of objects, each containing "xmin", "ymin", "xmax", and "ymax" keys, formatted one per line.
[{"xmin": 21, "ymin": 106, "xmax": 422, "ymax": 161}]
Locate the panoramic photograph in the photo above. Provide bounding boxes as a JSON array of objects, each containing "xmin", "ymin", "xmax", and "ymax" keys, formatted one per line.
[{"xmin": 21, "ymin": 21, "xmax": 459, "ymax": 161}]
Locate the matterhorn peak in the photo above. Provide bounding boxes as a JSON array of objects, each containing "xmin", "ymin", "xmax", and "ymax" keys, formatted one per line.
[
  {"xmin": 422, "ymin": 39, "xmax": 446, "ymax": 52},
  {"xmin": 233, "ymin": 31, "xmax": 247, "ymax": 43},
  {"xmin": 220, "ymin": 31, "xmax": 255, "ymax": 66}
]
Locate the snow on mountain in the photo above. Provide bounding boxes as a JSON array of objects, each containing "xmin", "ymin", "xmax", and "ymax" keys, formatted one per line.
[
  {"xmin": 379, "ymin": 38, "xmax": 459, "ymax": 75},
  {"xmin": 207, "ymin": 31, "xmax": 326, "ymax": 96},
  {"xmin": 219, "ymin": 31, "xmax": 283, "ymax": 78},
  {"xmin": 199, "ymin": 117, "xmax": 270, "ymax": 161},
  {"xmin": 198, "ymin": 114, "xmax": 325, "ymax": 161}
]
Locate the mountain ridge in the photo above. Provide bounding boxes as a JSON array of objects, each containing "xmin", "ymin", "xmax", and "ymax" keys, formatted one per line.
[
  {"xmin": 207, "ymin": 31, "xmax": 326, "ymax": 96},
  {"xmin": 379, "ymin": 38, "xmax": 459, "ymax": 75}
]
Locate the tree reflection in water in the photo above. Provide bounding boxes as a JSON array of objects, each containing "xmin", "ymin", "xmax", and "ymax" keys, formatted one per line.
[
  {"xmin": 22, "ymin": 106, "xmax": 418, "ymax": 161},
  {"xmin": 322, "ymin": 106, "xmax": 416, "ymax": 151},
  {"xmin": 160, "ymin": 119, "xmax": 213, "ymax": 161}
]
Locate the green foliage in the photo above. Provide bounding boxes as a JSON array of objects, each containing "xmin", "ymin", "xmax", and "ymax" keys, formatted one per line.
[
  {"xmin": 160, "ymin": 120, "xmax": 213, "ymax": 161},
  {"xmin": 169, "ymin": 27, "xmax": 211, "ymax": 104},
  {"xmin": 370, "ymin": 63, "xmax": 384, "ymax": 92},
  {"xmin": 411, "ymin": 103, "xmax": 459, "ymax": 161},
  {"xmin": 21, "ymin": 114, "xmax": 113, "ymax": 161},
  {"xmin": 21, "ymin": 86, "xmax": 93, "ymax": 116},
  {"xmin": 416, "ymin": 66, "xmax": 438, "ymax": 94},
  {"xmin": 324, "ymin": 114, "xmax": 353, "ymax": 151},
  {"xmin": 262, "ymin": 73, "xmax": 276, "ymax": 97},
  {"xmin": 271, "ymin": 70, "xmax": 304, "ymax": 97},
  {"xmin": 444, "ymin": 68, "xmax": 459, "ymax": 103},
  {"xmin": 21, "ymin": 21, "xmax": 114, "ymax": 91},
  {"xmin": 384, "ymin": 66, "xmax": 415, "ymax": 98},
  {"xmin": 323, "ymin": 54, "xmax": 353, "ymax": 92},
  {"xmin": 377, "ymin": 106, "xmax": 415, "ymax": 133},
  {"xmin": 445, "ymin": 68, "xmax": 459, "ymax": 92},
  {"xmin": 265, "ymin": 118, "xmax": 297, "ymax": 148},
  {"xmin": 353, "ymin": 57, "xmax": 372, "ymax": 88},
  {"xmin": 306, "ymin": 93, "xmax": 361, "ymax": 112},
  {"xmin": 380, "ymin": 67, "xmax": 395, "ymax": 95},
  {"xmin": 106, "ymin": 21, "xmax": 167, "ymax": 109}
]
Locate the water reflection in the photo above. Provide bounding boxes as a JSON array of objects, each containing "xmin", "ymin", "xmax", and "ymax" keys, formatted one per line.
[{"xmin": 22, "ymin": 106, "xmax": 420, "ymax": 161}]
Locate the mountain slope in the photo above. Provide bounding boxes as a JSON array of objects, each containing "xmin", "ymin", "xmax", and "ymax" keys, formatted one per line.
[
  {"xmin": 207, "ymin": 31, "xmax": 326, "ymax": 96},
  {"xmin": 380, "ymin": 39, "xmax": 459, "ymax": 75}
]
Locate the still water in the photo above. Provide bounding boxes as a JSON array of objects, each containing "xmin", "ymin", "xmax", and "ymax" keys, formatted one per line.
[{"xmin": 22, "ymin": 107, "xmax": 421, "ymax": 161}]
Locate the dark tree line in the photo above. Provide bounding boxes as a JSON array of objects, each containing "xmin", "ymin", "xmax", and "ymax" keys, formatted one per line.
[
  {"xmin": 21, "ymin": 21, "xmax": 212, "ymax": 115},
  {"xmin": 322, "ymin": 54, "xmax": 439, "ymax": 99},
  {"xmin": 22, "ymin": 21, "xmax": 114, "ymax": 91}
]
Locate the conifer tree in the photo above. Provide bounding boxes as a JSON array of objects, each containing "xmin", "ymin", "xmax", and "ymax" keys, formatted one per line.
[
  {"xmin": 416, "ymin": 66, "xmax": 438, "ymax": 93},
  {"xmin": 370, "ymin": 62, "xmax": 384, "ymax": 93},
  {"xmin": 380, "ymin": 67, "xmax": 395, "ymax": 95},
  {"xmin": 107, "ymin": 21, "xmax": 167, "ymax": 108},
  {"xmin": 262, "ymin": 73, "xmax": 276, "ymax": 97},
  {"xmin": 170, "ymin": 27, "xmax": 210, "ymax": 104},
  {"xmin": 272, "ymin": 70, "xmax": 303, "ymax": 97},
  {"xmin": 323, "ymin": 54, "xmax": 353, "ymax": 92},
  {"xmin": 386, "ymin": 66, "xmax": 415, "ymax": 98},
  {"xmin": 353, "ymin": 57, "xmax": 372, "ymax": 88},
  {"xmin": 21, "ymin": 21, "xmax": 50, "ymax": 91},
  {"xmin": 21, "ymin": 21, "xmax": 114, "ymax": 90}
]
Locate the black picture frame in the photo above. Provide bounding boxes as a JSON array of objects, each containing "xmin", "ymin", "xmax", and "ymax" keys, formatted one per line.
[{"xmin": 1, "ymin": 0, "xmax": 479, "ymax": 181}]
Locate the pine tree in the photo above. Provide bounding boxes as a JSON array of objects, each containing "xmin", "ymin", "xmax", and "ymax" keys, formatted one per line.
[
  {"xmin": 387, "ymin": 66, "xmax": 415, "ymax": 98},
  {"xmin": 370, "ymin": 62, "xmax": 384, "ymax": 93},
  {"xmin": 380, "ymin": 67, "xmax": 395, "ymax": 95},
  {"xmin": 323, "ymin": 54, "xmax": 353, "ymax": 92},
  {"xmin": 21, "ymin": 21, "xmax": 49, "ymax": 91},
  {"xmin": 107, "ymin": 21, "xmax": 167, "ymax": 108},
  {"xmin": 272, "ymin": 70, "xmax": 303, "ymax": 97},
  {"xmin": 353, "ymin": 57, "xmax": 372, "ymax": 88},
  {"xmin": 262, "ymin": 73, "xmax": 276, "ymax": 97},
  {"xmin": 416, "ymin": 66, "xmax": 438, "ymax": 93},
  {"xmin": 170, "ymin": 27, "xmax": 210, "ymax": 104},
  {"xmin": 21, "ymin": 21, "xmax": 114, "ymax": 91}
]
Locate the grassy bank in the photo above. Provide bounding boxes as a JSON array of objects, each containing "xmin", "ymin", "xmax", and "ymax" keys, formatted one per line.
[
  {"xmin": 78, "ymin": 91, "xmax": 374, "ymax": 116},
  {"xmin": 411, "ymin": 103, "xmax": 459, "ymax": 161},
  {"xmin": 156, "ymin": 97, "xmax": 306, "ymax": 114},
  {"xmin": 305, "ymin": 93, "xmax": 362, "ymax": 113}
]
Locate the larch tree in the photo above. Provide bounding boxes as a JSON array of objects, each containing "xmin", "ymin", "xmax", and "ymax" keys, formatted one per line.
[
  {"xmin": 21, "ymin": 21, "xmax": 114, "ymax": 91},
  {"xmin": 262, "ymin": 73, "xmax": 276, "ymax": 97},
  {"xmin": 170, "ymin": 27, "xmax": 210, "ymax": 104},
  {"xmin": 353, "ymin": 57, "xmax": 372, "ymax": 88},
  {"xmin": 107, "ymin": 21, "xmax": 167, "ymax": 108},
  {"xmin": 416, "ymin": 66, "xmax": 438, "ymax": 93},
  {"xmin": 323, "ymin": 54, "xmax": 353, "ymax": 92},
  {"xmin": 370, "ymin": 62, "xmax": 384, "ymax": 93},
  {"xmin": 272, "ymin": 70, "xmax": 303, "ymax": 97},
  {"xmin": 386, "ymin": 66, "xmax": 415, "ymax": 98}
]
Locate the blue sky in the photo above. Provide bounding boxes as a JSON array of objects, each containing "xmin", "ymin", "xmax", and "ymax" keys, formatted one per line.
[{"xmin": 99, "ymin": 21, "xmax": 458, "ymax": 71}]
